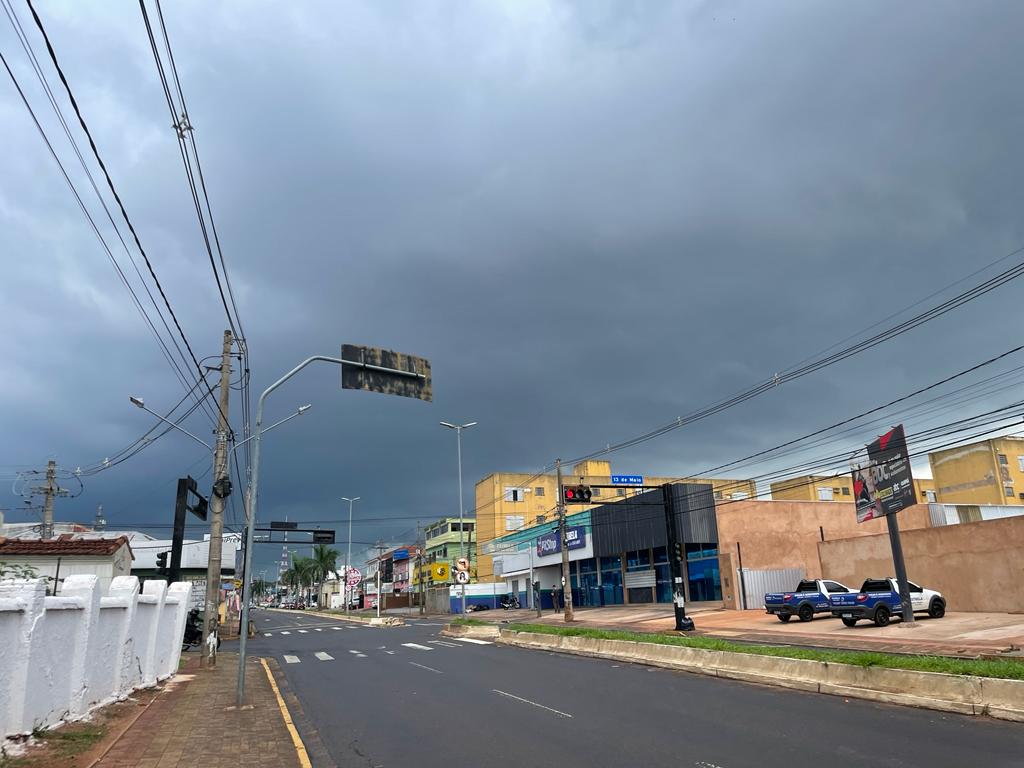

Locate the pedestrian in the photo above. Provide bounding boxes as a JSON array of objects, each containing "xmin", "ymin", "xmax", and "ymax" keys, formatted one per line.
[{"xmin": 551, "ymin": 585, "xmax": 560, "ymax": 613}]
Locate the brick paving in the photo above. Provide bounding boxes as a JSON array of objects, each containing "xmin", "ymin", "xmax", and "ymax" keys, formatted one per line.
[{"xmin": 95, "ymin": 653, "xmax": 302, "ymax": 768}]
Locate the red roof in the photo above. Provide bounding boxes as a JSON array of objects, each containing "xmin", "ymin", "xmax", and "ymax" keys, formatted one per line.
[{"xmin": 0, "ymin": 535, "xmax": 133, "ymax": 558}]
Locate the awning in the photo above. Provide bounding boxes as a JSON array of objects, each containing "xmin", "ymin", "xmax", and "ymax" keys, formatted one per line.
[{"xmin": 499, "ymin": 568, "xmax": 533, "ymax": 579}]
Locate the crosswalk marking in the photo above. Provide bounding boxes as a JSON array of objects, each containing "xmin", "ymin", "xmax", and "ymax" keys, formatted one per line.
[
  {"xmin": 402, "ymin": 643, "xmax": 433, "ymax": 651},
  {"xmin": 429, "ymin": 640, "xmax": 458, "ymax": 647},
  {"xmin": 385, "ymin": 650, "xmax": 396, "ymax": 655},
  {"xmin": 454, "ymin": 637, "xmax": 492, "ymax": 645},
  {"xmin": 280, "ymin": 631, "xmax": 291, "ymax": 635},
  {"xmin": 297, "ymin": 629, "xmax": 308, "ymax": 634},
  {"xmin": 264, "ymin": 633, "xmax": 273, "ymax": 637},
  {"xmin": 284, "ymin": 655, "xmax": 300, "ymax": 664},
  {"xmin": 349, "ymin": 650, "xmax": 367, "ymax": 658},
  {"xmin": 315, "ymin": 628, "xmax": 324, "ymax": 632},
  {"xmin": 332, "ymin": 627, "xmax": 342, "ymax": 630},
  {"xmin": 315, "ymin": 652, "xmax": 334, "ymax": 661}
]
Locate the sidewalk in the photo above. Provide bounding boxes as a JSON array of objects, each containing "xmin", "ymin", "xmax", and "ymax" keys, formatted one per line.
[
  {"xmin": 94, "ymin": 653, "xmax": 304, "ymax": 768},
  {"xmin": 466, "ymin": 604, "xmax": 1024, "ymax": 658}
]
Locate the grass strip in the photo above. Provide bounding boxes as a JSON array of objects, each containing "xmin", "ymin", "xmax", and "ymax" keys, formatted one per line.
[
  {"xmin": 450, "ymin": 617, "xmax": 490, "ymax": 626},
  {"xmin": 503, "ymin": 623, "xmax": 1024, "ymax": 681}
]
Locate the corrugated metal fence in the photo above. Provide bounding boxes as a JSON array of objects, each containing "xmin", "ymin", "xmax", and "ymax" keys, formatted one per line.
[{"xmin": 737, "ymin": 567, "xmax": 805, "ymax": 610}]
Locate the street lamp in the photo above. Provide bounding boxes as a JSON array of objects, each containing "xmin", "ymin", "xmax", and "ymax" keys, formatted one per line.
[
  {"xmin": 440, "ymin": 421, "xmax": 476, "ymax": 616},
  {"xmin": 129, "ymin": 396, "xmax": 212, "ymax": 450},
  {"xmin": 341, "ymin": 496, "xmax": 360, "ymax": 615}
]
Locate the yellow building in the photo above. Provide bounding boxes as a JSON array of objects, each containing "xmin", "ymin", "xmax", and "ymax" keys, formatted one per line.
[
  {"xmin": 474, "ymin": 459, "xmax": 757, "ymax": 582},
  {"xmin": 929, "ymin": 436, "xmax": 1024, "ymax": 505},
  {"xmin": 771, "ymin": 474, "xmax": 937, "ymax": 504}
]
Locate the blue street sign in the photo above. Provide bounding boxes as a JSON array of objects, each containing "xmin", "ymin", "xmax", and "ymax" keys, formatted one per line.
[
  {"xmin": 392, "ymin": 548, "xmax": 410, "ymax": 561},
  {"xmin": 611, "ymin": 475, "xmax": 644, "ymax": 485}
]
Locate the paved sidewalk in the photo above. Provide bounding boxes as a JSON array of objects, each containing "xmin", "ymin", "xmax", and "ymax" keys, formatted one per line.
[
  {"xmin": 95, "ymin": 653, "xmax": 303, "ymax": 768},
  {"xmin": 466, "ymin": 604, "xmax": 1024, "ymax": 658}
]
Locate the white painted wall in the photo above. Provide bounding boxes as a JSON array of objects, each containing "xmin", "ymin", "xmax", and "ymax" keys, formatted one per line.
[
  {"xmin": 0, "ymin": 554, "xmax": 130, "ymax": 595},
  {"xmin": 0, "ymin": 575, "xmax": 191, "ymax": 739}
]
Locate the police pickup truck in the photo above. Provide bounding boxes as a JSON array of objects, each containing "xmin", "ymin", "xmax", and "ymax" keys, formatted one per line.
[
  {"xmin": 829, "ymin": 578, "xmax": 946, "ymax": 627},
  {"xmin": 764, "ymin": 579, "xmax": 852, "ymax": 622}
]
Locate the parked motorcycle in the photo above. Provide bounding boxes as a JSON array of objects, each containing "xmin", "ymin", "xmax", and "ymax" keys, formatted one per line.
[
  {"xmin": 182, "ymin": 608, "xmax": 221, "ymax": 652},
  {"xmin": 500, "ymin": 594, "xmax": 521, "ymax": 610}
]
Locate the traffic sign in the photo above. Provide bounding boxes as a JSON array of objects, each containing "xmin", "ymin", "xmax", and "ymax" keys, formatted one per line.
[
  {"xmin": 346, "ymin": 567, "xmax": 361, "ymax": 587},
  {"xmin": 455, "ymin": 557, "xmax": 469, "ymax": 572},
  {"xmin": 454, "ymin": 570, "xmax": 470, "ymax": 584},
  {"xmin": 431, "ymin": 563, "xmax": 450, "ymax": 581},
  {"xmin": 611, "ymin": 475, "xmax": 644, "ymax": 485}
]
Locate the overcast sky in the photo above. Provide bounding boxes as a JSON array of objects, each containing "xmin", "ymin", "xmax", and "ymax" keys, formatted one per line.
[{"xmin": 3, "ymin": 1, "xmax": 1023, "ymax": 574}]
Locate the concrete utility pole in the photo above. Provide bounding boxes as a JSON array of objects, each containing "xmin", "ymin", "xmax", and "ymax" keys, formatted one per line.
[
  {"xmin": 202, "ymin": 329, "xmax": 233, "ymax": 667},
  {"xmin": 31, "ymin": 460, "xmax": 69, "ymax": 540},
  {"xmin": 342, "ymin": 496, "xmax": 359, "ymax": 616},
  {"xmin": 556, "ymin": 458, "xmax": 573, "ymax": 622}
]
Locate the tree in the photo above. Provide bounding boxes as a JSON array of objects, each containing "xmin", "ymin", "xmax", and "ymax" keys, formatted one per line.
[{"xmin": 310, "ymin": 543, "xmax": 339, "ymax": 607}]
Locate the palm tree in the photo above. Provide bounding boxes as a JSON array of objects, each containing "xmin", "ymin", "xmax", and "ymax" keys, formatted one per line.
[
  {"xmin": 310, "ymin": 543, "xmax": 339, "ymax": 607},
  {"xmin": 291, "ymin": 556, "xmax": 319, "ymax": 605}
]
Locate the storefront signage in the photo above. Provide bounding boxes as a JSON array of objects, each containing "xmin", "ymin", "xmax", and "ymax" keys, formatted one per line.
[{"xmin": 536, "ymin": 526, "xmax": 586, "ymax": 557}]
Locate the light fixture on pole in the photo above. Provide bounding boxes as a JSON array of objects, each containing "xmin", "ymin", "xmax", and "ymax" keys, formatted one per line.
[
  {"xmin": 341, "ymin": 496, "xmax": 360, "ymax": 614},
  {"xmin": 129, "ymin": 396, "xmax": 212, "ymax": 450},
  {"xmin": 440, "ymin": 421, "xmax": 477, "ymax": 616}
]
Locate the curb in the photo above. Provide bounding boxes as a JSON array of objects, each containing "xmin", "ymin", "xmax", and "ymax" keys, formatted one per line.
[
  {"xmin": 497, "ymin": 630, "xmax": 1024, "ymax": 722},
  {"xmin": 441, "ymin": 623, "xmax": 501, "ymax": 640},
  {"xmin": 275, "ymin": 609, "xmax": 406, "ymax": 627}
]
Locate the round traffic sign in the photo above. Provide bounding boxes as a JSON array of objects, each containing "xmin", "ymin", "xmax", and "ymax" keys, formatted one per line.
[
  {"xmin": 455, "ymin": 557, "xmax": 469, "ymax": 572},
  {"xmin": 454, "ymin": 570, "xmax": 470, "ymax": 584},
  {"xmin": 346, "ymin": 567, "xmax": 361, "ymax": 587}
]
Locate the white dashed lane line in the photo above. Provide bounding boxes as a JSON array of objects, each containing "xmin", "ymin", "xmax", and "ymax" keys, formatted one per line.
[
  {"xmin": 284, "ymin": 655, "xmax": 300, "ymax": 664},
  {"xmin": 454, "ymin": 637, "xmax": 492, "ymax": 645},
  {"xmin": 315, "ymin": 652, "xmax": 334, "ymax": 661},
  {"xmin": 402, "ymin": 643, "xmax": 433, "ymax": 651},
  {"xmin": 349, "ymin": 650, "xmax": 367, "ymax": 658}
]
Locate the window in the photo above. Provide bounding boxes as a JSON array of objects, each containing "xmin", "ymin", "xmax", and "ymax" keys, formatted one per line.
[
  {"xmin": 536, "ymin": 514, "xmax": 546, "ymax": 524},
  {"xmin": 1018, "ymin": 456, "xmax": 1024, "ymax": 472},
  {"xmin": 907, "ymin": 582, "xmax": 922, "ymax": 593},
  {"xmin": 731, "ymin": 491, "xmax": 748, "ymax": 500},
  {"xmin": 817, "ymin": 487, "xmax": 834, "ymax": 501},
  {"xmin": 617, "ymin": 488, "xmax": 626, "ymax": 497},
  {"xmin": 504, "ymin": 487, "xmax": 524, "ymax": 502},
  {"xmin": 592, "ymin": 487, "xmax": 601, "ymax": 497},
  {"xmin": 713, "ymin": 490, "xmax": 722, "ymax": 500},
  {"xmin": 824, "ymin": 581, "xmax": 848, "ymax": 593},
  {"xmin": 841, "ymin": 487, "xmax": 851, "ymax": 496},
  {"xmin": 925, "ymin": 490, "xmax": 937, "ymax": 503},
  {"xmin": 796, "ymin": 580, "xmax": 818, "ymax": 593},
  {"xmin": 504, "ymin": 515, "xmax": 524, "ymax": 531},
  {"xmin": 535, "ymin": 486, "xmax": 545, "ymax": 497},
  {"xmin": 1006, "ymin": 485, "xmax": 1015, "ymax": 498},
  {"xmin": 999, "ymin": 453, "xmax": 1008, "ymax": 465},
  {"xmin": 832, "ymin": 487, "xmax": 841, "ymax": 495}
]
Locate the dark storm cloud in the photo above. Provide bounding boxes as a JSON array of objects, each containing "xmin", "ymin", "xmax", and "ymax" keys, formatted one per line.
[{"xmin": 3, "ymin": 1, "xmax": 1024, "ymax": 572}]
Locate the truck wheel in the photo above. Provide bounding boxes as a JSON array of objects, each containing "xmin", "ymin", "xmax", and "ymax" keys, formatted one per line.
[
  {"xmin": 776, "ymin": 614, "xmax": 791, "ymax": 623},
  {"xmin": 797, "ymin": 604, "xmax": 814, "ymax": 623},
  {"xmin": 841, "ymin": 617, "xmax": 858, "ymax": 628},
  {"xmin": 874, "ymin": 605, "xmax": 891, "ymax": 627},
  {"xmin": 928, "ymin": 599, "xmax": 946, "ymax": 619}
]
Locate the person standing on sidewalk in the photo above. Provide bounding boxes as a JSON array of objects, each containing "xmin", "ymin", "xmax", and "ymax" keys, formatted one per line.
[{"xmin": 551, "ymin": 584, "xmax": 560, "ymax": 613}]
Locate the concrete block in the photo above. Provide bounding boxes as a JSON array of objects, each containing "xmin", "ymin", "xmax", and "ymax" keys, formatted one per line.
[{"xmin": 978, "ymin": 677, "xmax": 1024, "ymax": 722}]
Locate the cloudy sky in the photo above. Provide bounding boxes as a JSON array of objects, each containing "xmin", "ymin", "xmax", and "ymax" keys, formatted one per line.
[{"xmin": 2, "ymin": 1, "xmax": 1023, "ymax": 573}]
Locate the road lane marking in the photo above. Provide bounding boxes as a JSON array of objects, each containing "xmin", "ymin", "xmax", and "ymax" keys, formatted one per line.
[
  {"xmin": 280, "ymin": 631, "xmax": 291, "ymax": 635},
  {"xmin": 409, "ymin": 662, "xmax": 442, "ymax": 674},
  {"xmin": 314, "ymin": 652, "xmax": 334, "ymax": 661},
  {"xmin": 260, "ymin": 658, "xmax": 312, "ymax": 768},
  {"xmin": 349, "ymin": 650, "xmax": 367, "ymax": 658},
  {"xmin": 385, "ymin": 651, "xmax": 396, "ymax": 655},
  {"xmin": 315, "ymin": 628, "xmax": 323, "ymax": 632},
  {"xmin": 264, "ymin": 633, "xmax": 273, "ymax": 637},
  {"xmin": 492, "ymin": 689, "xmax": 572, "ymax": 718},
  {"xmin": 297, "ymin": 629, "xmax": 308, "ymax": 633},
  {"xmin": 402, "ymin": 643, "xmax": 433, "ymax": 651},
  {"xmin": 332, "ymin": 627, "xmax": 342, "ymax": 630},
  {"xmin": 453, "ymin": 638, "xmax": 492, "ymax": 645},
  {"xmin": 428, "ymin": 640, "xmax": 458, "ymax": 647},
  {"xmin": 284, "ymin": 655, "xmax": 301, "ymax": 664}
]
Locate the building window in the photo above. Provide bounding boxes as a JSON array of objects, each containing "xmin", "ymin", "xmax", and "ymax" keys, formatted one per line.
[
  {"xmin": 1005, "ymin": 485, "xmax": 1015, "ymax": 498},
  {"xmin": 817, "ymin": 487, "xmax": 834, "ymax": 501},
  {"xmin": 535, "ymin": 486, "xmax": 545, "ymax": 497},
  {"xmin": 713, "ymin": 491, "xmax": 722, "ymax": 500},
  {"xmin": 617, "ymin": 488, "xmax": 626, "ymax": 497},
  {"xmin": 536, "ymin": 514, "xmax": 546, "ymax": 524},
  {"xmin": 841, "ymin": 487, "xmax": 851, "ymax": 496},
  {"xmin": 925, "ymin": 490, "xmax": 936, "ymax": 503},
  {"xmin": 504, "ymin": 487, "xmax": 524, "ymax": 502},
  {"xmin": 832, "ymin": 487, "xmax": 841, "ymax": 495},
  {"xmin": 504, "ymin": 515, "xmax": 524, "ymax": 531},
  {"xmin": 998, "ymin": 453, "xmax": 1008, "ymax": 465},
  {"xmin": 731, "ymin": 491, "xmax": 748, "ymax": 500},
  {"xmin": 592, "ymin": 487, "xmax": 601, "ymax": 497},
  {"xmin": 1018, "ymin": 456, "xmax": 1024, "ymax": 472}
]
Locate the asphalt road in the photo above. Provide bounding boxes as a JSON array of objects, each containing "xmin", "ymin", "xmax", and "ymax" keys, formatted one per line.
[{"xmin": 244, "ymin": 610, "xmax": 1024, "ymax": 768}]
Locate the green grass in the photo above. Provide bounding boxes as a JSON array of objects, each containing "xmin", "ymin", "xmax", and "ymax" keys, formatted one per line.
[
  {"xmin": 504, "ymin": 623, "xmax": 1024, "ymax": 681},
  {"xmin": 451, "ymin": 617, "xmax": 489, "ymax": 626}
]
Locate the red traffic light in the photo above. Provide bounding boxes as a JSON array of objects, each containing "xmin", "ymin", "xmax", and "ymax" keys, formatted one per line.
[
  {"xmin": 565, "ymin": 488, "xmax": 576, "ymax": 500},
  {"xmin": 563, "ymin": 484, "xmax": 592, "ymax": 504}
]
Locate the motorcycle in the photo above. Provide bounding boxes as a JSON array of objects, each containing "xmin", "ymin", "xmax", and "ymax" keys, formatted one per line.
[
  {"xmin": 182, "ymin": 608, "xmax": 221, "ymax": 652},
  {"xmin": 500, "ymin": 594, "xmax": 521, "ymax": 610}
]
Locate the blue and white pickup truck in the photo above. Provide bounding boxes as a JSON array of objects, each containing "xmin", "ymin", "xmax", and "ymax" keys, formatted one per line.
[
  {"xmin": 764, "ymin": 579, "xmax": 852, "ymax": 623},
  {"xmin": 829, "ymin": 578, "xmax": 946, "ymax": 627}
]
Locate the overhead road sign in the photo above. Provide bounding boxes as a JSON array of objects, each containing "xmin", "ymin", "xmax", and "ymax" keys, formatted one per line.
[
  {"xmin": 312, "ymin": 530, "xmax": 336, "ymax": 544},
  {"xmin": 611, "ymin": 475, "xmax": 644, "ymax": 485},
  {"xmin": 270, "ymin": 521, "xmax": 298, "ymax": 530},
  {"xmin": 341, "ymin": 344, "xmax": 432, "ymax": 402},
  {"xmin": 393, "ymin": 548, "xmax": 410, "ymax": 561}
]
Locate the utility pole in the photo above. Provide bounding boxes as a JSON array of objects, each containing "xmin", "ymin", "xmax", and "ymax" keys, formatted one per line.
[
  {"xmin": 374, "ymin": 541, "xmax": 386, "ymax": 619},
  {"xmin": 201, "ymin": 329, "xmax": 233, "ymax": 667},
  {"xmin": 556, "ymin": 458, "xmax": 573, "ymax": 622},
  {"xmin": 33, "ymin": 460, "xmax": 68, "ymax": 540}
]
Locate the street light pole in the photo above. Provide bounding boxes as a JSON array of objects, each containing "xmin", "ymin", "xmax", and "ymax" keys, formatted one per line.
[
  {"xmin": 440, "ymin": 421, "xmax": 476, "ymax": 615},
  {"xmin": 342, "ymin": 496, "xmax": 360, "ymax": 615}
]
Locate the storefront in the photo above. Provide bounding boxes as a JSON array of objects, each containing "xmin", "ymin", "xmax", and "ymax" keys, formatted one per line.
[{"xmin": 495, "ymin": 483, "xmax": 722, "ymax": 607}]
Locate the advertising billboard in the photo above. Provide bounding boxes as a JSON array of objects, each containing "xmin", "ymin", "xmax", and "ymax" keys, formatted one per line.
[{"xmin": 853, "ymin": 424, "xmax": 917, "ymax": 523}]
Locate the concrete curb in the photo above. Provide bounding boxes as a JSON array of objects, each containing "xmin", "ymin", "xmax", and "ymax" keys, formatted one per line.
[
  {"xmin": 498, "ymin": 630, "xmax": 1024, "ymax": 722},
  {"xmin": 441, "ymin": 623, "xmax": 501, "ymax": 640}
]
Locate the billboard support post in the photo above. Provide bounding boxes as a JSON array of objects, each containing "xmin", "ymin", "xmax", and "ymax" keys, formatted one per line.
[{"xmin": 885, "ymin": 511, "xmax": 915, "ymax": 625}]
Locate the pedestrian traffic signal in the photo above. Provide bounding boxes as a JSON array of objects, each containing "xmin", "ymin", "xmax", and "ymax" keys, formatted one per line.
[
  {"xmin": 155, "ymin": 550, "xmax": 169, "ymax": 577},
  {"xmin": 563, "ymin": 485, "xmax": 592, "ymax": 504}
]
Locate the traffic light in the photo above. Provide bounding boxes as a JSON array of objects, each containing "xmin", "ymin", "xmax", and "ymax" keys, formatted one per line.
[
  {"xmin": 675, "ymin": 543, "xmax": 686, "ymax": 562},
  {"xmin": 155, "ymin": 550, "xmax": 169, "ymax": 577},
  {"xmin": 562, "ymin": 484, "xmax": 592, "ymax": 504}
]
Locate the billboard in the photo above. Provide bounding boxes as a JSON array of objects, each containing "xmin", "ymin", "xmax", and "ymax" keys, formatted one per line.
[
  {"xmin": 536, "ymin": 526, "xmax": 586, "ymax": 557},
  {"xmin": 853, "ymin": 424, "xmax": 917, "ymax": 523}
]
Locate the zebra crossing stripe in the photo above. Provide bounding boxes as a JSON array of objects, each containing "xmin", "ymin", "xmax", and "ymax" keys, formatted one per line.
[
  {"xmin": 402, "ymin": 643, "xmax": 433, "ymax": 651},
  {"xmin": 315, "ymin": 652, "xmax": 334, "ymax": 661},
  {"xmin": 284, "ymin": 655, "xmax": 300, "ymax": 664}
]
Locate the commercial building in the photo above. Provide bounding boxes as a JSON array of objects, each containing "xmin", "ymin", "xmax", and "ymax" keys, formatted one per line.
[
  {"xmin": 770, "ymin": 474, "xmax": 937, "ymax": 504},
  {"xmin": 475, "ymin": 460, "xmax": 756, "ymax": 583},
  {"xmin": 422, "ymin": 516, "xmax": 475, "ymax": 570},
  {"xmin": 928, "ymin": 435, "xmax": 1024, "ymax": 505}
]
